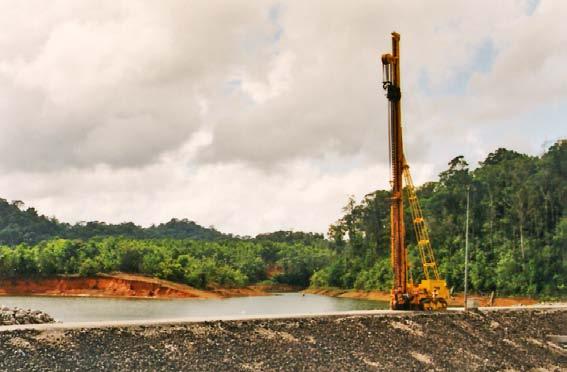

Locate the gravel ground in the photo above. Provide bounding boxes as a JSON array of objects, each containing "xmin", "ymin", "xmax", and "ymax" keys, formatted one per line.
[{"xmin": 0, "ymin": 308, "xmax": 565, "ymax": 371}]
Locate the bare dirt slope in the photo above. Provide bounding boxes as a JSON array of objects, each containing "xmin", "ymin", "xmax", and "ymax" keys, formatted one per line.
[
  {"xmin": 0, "ymin": 273, "xmax": 266, "ymax": 299},
  {"xmin": 0, "ymin": 308, "xmax": 565, "ymax": 371}
]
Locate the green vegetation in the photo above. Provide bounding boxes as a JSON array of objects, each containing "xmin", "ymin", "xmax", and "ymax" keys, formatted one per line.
[
  {"xmin": 0, "ymin": 142, "xmax": 565, "ymax": 296},
  {"xmin": 318, "ymin": 141, "xmax": 567, "ymax": 296},
  {"xmin": 0, "ymin": 200, "xmax": 226, "ymax": 245},
  {"xmin": 0, "ymin": 238, "xmax": 331, "ymax": 289}
]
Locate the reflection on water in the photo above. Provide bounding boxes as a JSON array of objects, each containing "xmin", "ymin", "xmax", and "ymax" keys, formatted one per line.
[{"xmin": 0, "ymin": 293, "xmax": 388, "ymax": 322}]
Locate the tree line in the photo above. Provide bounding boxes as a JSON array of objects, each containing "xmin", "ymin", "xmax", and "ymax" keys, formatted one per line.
[
  {"xmin": 0, "ymin": 142, "xmax": 564, "ymax": 296},
  {"xmin": 318, "ymin": 141, "xmax": 566, "ymax": 296},
  {"xmin": 0, "ymin": 237, "xmax": 331, "ymax": 289},
  {"xmin": 0, "ymin": 200, "xmax": 226, "ymax": 245}
]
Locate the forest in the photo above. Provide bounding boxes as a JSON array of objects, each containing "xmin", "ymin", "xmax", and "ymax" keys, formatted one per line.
[
  {"xmin": 0, "ymin": 200, "xmax": 226, "ymax": 245},
  {"xmin": 0, "ymin": 237, "xmax": 330, "ymax": 289},
  {"xmin": 319, "ymin": 141, "xmax": 566, "ymax": 296},
  {"xmin": 0, "ymin": 142, "xmax": 565, "ymax": 296}
]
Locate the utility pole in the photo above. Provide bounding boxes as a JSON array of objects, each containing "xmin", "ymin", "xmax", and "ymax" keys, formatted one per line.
[{"xmin": 464, "ymin": 185, "xmax": 470, "ymax": 311}]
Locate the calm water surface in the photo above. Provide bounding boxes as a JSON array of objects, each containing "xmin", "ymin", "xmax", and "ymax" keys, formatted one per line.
[{"xmin": 0, "ymin": 293, "xmax": 388, "ymax": 322}]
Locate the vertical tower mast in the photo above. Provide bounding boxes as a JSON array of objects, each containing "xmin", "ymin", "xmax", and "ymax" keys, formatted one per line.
[
  {"xmin": 382, "ymin": 32, "xmax": 408, "ymax": 309},
  {"xmin": 381, "ymin": 32, "xmax": 449, "ymax": 311}
]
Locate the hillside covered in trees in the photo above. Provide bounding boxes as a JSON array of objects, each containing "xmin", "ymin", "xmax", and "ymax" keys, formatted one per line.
[
  {"xmin": 319, "ymin": 141, "xmax": 566, "ymax": 296},
  {"xmin": 0, "ymin": 237, "xmax": 330, "ymax": 289},
  {"xmin": 0, "ymin": 200, "xmax": 226, "ymax": 245},
  {"xmin": 0, "ymin": 142, "xmax": 565, "ymax": 296}
]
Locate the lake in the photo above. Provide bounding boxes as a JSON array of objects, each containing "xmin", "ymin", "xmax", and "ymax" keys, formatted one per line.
[{"xmin": 0, "ymin": 293, "xmax": 388, "ymax": 322}]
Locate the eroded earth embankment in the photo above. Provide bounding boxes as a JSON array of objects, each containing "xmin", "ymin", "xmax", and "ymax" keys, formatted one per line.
[
  {"xmin": 0, "ymin": 307, "xmax": 565, "ymax": 371},
  {"xmin": 0, "ymin": 273, "xmax": 267, "ymax": 299}
]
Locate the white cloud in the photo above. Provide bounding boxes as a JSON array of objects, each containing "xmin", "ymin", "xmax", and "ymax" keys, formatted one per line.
[
  {"xmin": 0, "ymin": 0, "xmax": 564, "ymax": 234},
  {"xmin": 0, "ymin": 0, "xmax": 270, "ymax": 170},
  {"xmin": 0, "ymin": 146, "xmax": 391, "ymax": 235},
  {"xmin": 238, "ymin": 51, "xmax": 295, "ymax": 104}
]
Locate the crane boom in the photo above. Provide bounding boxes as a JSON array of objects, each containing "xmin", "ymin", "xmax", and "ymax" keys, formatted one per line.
[
  {"xmin": 381, "ymin": 32, "xmax": 448, "ymax": 310},
  {"xmin": 403, "ymin": 160, "xmax": 440, "ymax": 281}
]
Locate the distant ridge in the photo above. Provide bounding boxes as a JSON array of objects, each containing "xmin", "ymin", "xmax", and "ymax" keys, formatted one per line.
[{"xmin": 0, "ymin": 198, "xmax": 226, "ymax": 245}]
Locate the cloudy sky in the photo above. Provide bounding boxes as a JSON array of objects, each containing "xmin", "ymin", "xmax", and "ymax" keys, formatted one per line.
[{"xmin": 0, "ymin": 1, "xmax": 565, "ymax": 235}]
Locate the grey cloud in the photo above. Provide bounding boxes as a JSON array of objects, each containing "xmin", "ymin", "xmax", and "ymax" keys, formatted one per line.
[
  {"xmin": 0, "ymin": 0, "xmax": 564, "ymax": 235},
  {"xmin": 0, "ymin": 1, "xmax": 270, "ymax": 172},
  {"xmin": 1, "ymin": 0, "xmax": 557, "ymax": 174}
]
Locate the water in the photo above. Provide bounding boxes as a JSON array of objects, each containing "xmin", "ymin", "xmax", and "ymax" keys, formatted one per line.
[{"xmin": 0, "ymin": 293, "xmax": 388, "ymax": 322}]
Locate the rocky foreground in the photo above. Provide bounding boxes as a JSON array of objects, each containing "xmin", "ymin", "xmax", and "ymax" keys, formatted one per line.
[
  {"xmin": 0, "ymin": 308, "xmax": 565, "ymax": 371},
  {"xmin": 0, "ymin": 306, "xmax": 54, "ymax": 326}
]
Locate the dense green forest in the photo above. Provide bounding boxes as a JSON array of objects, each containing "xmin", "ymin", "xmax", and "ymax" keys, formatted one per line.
[
  {"xmin": 0, "ymin": 199, "xmax": 226, "ymax": 245},
  {"xmin": 318, "ymin": 141, "xmax": 566, "ymax": 296},
  {"xmin": 0, "ymin": 237, "xmax": 330, "ymax": 289},
  {"xmin": 0, "ymin": 142, "xmax": 565, "ymax": 296}
]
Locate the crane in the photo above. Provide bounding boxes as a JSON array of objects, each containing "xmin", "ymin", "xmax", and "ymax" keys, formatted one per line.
[{"xmin": 381, "ymin": 32, "xmax": 449, "ymax": 310}]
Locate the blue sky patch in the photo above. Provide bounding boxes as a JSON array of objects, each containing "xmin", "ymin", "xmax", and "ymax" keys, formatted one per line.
[{"xmin": 420, "ymin": 38, "xmax": 497, "ymax": 96}]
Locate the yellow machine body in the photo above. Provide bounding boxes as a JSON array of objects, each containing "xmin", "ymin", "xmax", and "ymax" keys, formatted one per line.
[
  {"xmin": 391, "ymin": 280, "xmax": 449, "ymax": 311},
  {"xmin": 410, "ymin": 280, "xmax": 449, "ymax": 311}
]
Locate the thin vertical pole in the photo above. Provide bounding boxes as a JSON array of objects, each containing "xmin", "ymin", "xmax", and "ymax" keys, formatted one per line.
[{"xmin": 464, "ymin": 186, "xmax": 470, "ymax": 311}]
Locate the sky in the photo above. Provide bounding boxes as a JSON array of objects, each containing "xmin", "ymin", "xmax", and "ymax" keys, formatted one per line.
[{"xmin": 0, "ymin": 1, "xmax": 565, "ymax": 236}]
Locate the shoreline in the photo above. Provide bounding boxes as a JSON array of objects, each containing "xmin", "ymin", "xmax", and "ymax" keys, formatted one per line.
[
  {"xmin": 304, "ymin": 287, "xmax": 546, "ymax": 307},
  {"xmin": 1, "ymin": 275, "xmax": 552, "ymax": 307},
  {"xmin": 2, "ymin": 304, "xmax": 565, "ymax": 332},
  {"xmin": 0, "ymin": 273, "xmax": 291, "ymax": 300}
]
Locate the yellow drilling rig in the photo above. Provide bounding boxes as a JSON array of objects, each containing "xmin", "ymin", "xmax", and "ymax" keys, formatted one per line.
[{"xmin": 381, "ymin": 32, "xmax": 449, "ymax": 310}]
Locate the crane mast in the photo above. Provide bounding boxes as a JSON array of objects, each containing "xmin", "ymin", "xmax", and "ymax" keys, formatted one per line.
[
  {"xmin": 381, "ymin": 32, "xmax": 408, "ymax": 308},
  {"xmin": 381, "ymin": 32, "xmax": 449, "ymax": 310}
]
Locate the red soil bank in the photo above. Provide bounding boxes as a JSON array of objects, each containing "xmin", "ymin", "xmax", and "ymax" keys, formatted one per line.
[{"xmin": 0, "ymin": 273, "xmax": 268, "ymax": 299}]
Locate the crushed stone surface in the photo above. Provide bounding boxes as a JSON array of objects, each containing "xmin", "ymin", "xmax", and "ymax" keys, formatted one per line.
[{"xmin": 0, "ymin": 308, "xmax": 565, "ymax": 371}]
